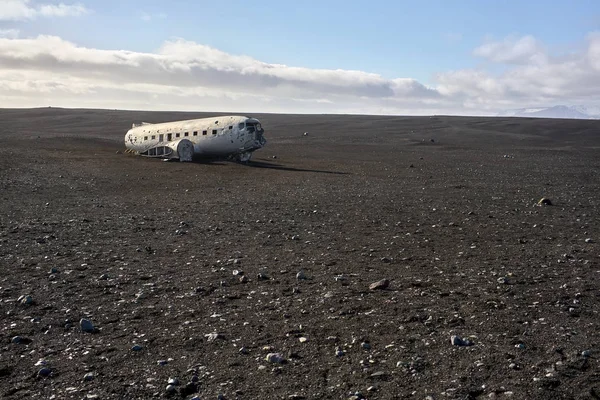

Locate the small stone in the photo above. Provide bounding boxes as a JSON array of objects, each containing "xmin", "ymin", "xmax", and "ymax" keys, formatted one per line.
[
  {"xmin": 167, "ymin": 377, "xmax": 179, "ymax": 386},
  {"xmin": 537, "ymin": 198, "xmax": 552, "ymax": 206},
  {"xmin": 38, "ymin": 367, "xmax": 52, "ymax": 377},
  {"xmin": 50, "ymin": 267, "xmax": 59, "ymax": 274},
  {"xmin": 509, "ymin": 363, "xmax": 517, "ymax": 370},
  {"xmin": 497, "ymin": 277, "xmax": 509, "ymax": 284},
  {"xmin": 157, "ymin": 360, "xmax": 168, "ymax": 366},
  {"xmin": 361, "ymin": 342, "xmax": 371, "ymax": 350},
  {"xmin": 585, "ymin": 238, "xmax": 593, "ymax": 243},
  {"xmin": 239, "ymin": 346, "xmax": 249, "ymax": 355},
  {"xmin": 335, "ymin": 347, "xmax": 345, "ymax": 357},
  {"xmin": 165, "ymin": 384, "xmax": 177, "ymax": 394},
  {"xmin": 83, "ymin": 372, "xmax": 95, "ymax": 381},
  {"xmin": 450, "ymin": 335, "xmax": 473, "ymax": 346},
  {"xmin": 582, "ymin": 350, "xmax": 592, "ymax": 358},
  {"xmin": 18, "ymin": 295, "xmax": 33, "ymax": 305},
  {"xmin": 206, "ymin": 332, "xmax": 223, "ymax": 342},
  {"xmin": 257, "ymin": 272, "xmax": 270, "ymax": 281},
  {"xmin": 232, "ymin": 269, "xmax": 243, "ymax": 276},
  {"xmin": 367, "ymin": 386, "xmax": 377, "ymax": 392},
  {"xmin": 11, "ymin": 336, "xmax": 32, "ymax": 345},
  {"xmin": 265, "ymin": 353, "xmax": 286, "ymax": 364},
  {"xmin": 299, "ymin": 337, "xmax": 308, "ymax": 343},
  {"xmin": 131, "ymin": 344, "xmax": 143, "ymax": 351},
  {"xmin": 296, "ymin": 270, "xmax": 307, "ymax": 280},
  {"xmin": 239, "ymin": 275, "xmax": 249, "ymax": 283},
  {"xmin": 80, "ymin": 318, "xmax": 96, "ymax": 333},
  {"xmin": 369, "ymin": 279, "xmax": 389, "ymax": 290},
  {"xmin": 370, "ymin": 371, "xmax": 387, "ymax": 378}
]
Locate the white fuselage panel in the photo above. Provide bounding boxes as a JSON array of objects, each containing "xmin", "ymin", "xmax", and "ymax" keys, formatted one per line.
[{"xmin": 124, "ymin": 115, "xmax": 266, "ymax": 160}]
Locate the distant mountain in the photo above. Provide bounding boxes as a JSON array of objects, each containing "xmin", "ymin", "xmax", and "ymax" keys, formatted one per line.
[{"xmin": 497, "ymin": 105, "xmax": 600, "ymax": 120}]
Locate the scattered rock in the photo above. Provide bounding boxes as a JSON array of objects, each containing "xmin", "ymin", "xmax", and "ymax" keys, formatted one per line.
[
  {"xmin": 165, "ymin": 384, "xmax": 177, "ymax": 394},
  {"xmin": 265, "ymin": 353, "xmax": 286, "ymax": 364},
  {"xmin": 18, "ymin": 295, "xmax": 33, "ymax": 306},
  {"xmin": 582, "ymin": 350, "xmax": 592, "ymax": 358},
  {"xmin": 38, "ymin": 367, "xmax": 52, "ymax": 378},
  {"xmin": 131, "ymin": 344, "xmax": 143, "ymax": 351},
  {"xmin": 257, "ymin": 272, "xmax": 270, "ymax": 281},
  {"xmin": 585, "ymin": 238, "xmax": 594, "ymax": 243},
  {"xmin": 296, "ymin": 270, "xmax": 307, "ymax": 280},
  {"xmin": 83, "ymin": 372, "xmax": 95, "ymax": 381},
  {"xmin": 206, "ymin": 332, "xmax": 224, "ymax": 341},
  {"xmin": 537, "ymin": 198, "xmax": 552, "ymax": 206},
  {"xmin": 80, "ymin": 318, "xmax": 96, "ymax": 333},
  {"xmin": 369, "ymin": 279, "xmax": 390, "ymax": 290},
  {"xmin": 11, "ymin": 336, "xmax": 32, "ymax": 345},
  {"xmin": 450, "ymin": 335, "xmax": 473, "ymax": 346}
]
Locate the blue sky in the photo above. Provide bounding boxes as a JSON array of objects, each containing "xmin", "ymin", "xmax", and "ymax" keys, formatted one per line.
[{"xmin": 1, "ymin": 0, "xmax": 600, "ymax": 114}]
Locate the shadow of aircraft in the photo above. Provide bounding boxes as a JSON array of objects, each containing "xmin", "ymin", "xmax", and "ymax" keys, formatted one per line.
[{"xmin": 247, "ymin": 160, "xmax": 349, "ymax": 175}]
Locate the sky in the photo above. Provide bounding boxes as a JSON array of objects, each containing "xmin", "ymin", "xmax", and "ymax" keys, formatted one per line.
[{"xmin": 1, "ymin": 0, "xmax": 600, "ymax": 115}]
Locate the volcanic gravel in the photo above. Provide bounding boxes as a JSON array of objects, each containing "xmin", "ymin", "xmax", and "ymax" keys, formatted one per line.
[{"xmin": 0, "ymin": 108, "xmax": 599, "ymax": 399}]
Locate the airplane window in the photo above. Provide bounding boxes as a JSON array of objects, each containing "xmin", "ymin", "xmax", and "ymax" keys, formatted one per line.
[
  {"xmin": 151, "ymin": 135, "xmax": 156, "ymax": 140},
  {"xmin": 202, "ymin": 130, "xmax": 207, "ymax": 135},
  {"xmin": 185, "ymin": 132, "xmax": 189, "ymax": 136},
  {"xmin": 212, "ymin": 129, "xmax": 217, "ymax": 135},
  {"xmin": 193, "ymin": 131, "xmax": 198, "ymax": 136},
  {"xmin": 229, "ymin": 125, "xmax": 233, "ymax": 130},
  {"xmin": 176, "ymin": 133, "xmax": 180, "ymax": 138},
  {"xmin": 238, "ymin": 123, "xmax": 245, "ymax": 129},
  {"xmin": 144, "ymin": 136, "xmax": 148, "ymax": 141}
]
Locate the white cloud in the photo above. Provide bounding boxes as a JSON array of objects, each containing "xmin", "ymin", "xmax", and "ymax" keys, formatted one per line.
[
  {"xmin": 140, "ymin": 12, "xmax": 167, "ymax": 22},
  {"xmin": 435, "ymin": 33, "xmax": 600, "ymax": 111},
  {"xmin": 0, "ymin": 33, "xmax": 599, "ymax": 115},
  {"xmin": 473, "ymin": 35, "xmax": 547, "ymax": 65},
  {"xmin": 0, "ymin": 0, "xmax": 89, "ymax": 21},
  {"xmin": 0, "ymin": 29, "xmax": 20, "ymax": 39}
]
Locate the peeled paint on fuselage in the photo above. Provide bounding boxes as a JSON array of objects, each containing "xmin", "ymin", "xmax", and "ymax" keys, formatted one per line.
[{"xmin": 124, "ymin": 115, "xmax": 266, "ymax": 162}]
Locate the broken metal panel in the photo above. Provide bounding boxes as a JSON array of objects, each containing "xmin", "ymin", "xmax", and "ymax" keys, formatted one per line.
[{"xmin": 124, "ymin": 115, "xmax": 266, "ymax": 162}]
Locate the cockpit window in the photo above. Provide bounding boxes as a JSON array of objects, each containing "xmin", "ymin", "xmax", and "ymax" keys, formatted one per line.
[
  {"xmin": 238, "ymin": 122, "xmax": 245, "ymax": 129},
  {"xmin": 246, "ymin": 123, "xmax": 256, "ymax": 133}
]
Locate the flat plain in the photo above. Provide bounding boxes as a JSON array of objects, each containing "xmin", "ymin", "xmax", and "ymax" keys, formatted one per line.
[{"xmin": 0, "ymin": 108, "xmax": 599, "ymax": 399}]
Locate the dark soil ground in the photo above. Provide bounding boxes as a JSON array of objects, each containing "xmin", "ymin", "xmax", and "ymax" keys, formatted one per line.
[{"xmin": 0, "ymin": 107, "xmax": 599, "ymax": 400}]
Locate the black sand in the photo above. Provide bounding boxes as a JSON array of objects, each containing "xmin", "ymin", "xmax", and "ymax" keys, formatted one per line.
[{"xmin": 1, "ymin": 108, "xmax": 599, "ymax": 399}]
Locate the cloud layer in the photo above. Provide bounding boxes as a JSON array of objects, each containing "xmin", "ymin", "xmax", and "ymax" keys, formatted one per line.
[
  {"xmin": 0, "ymin": 0, "xmax": 89, "ymax": 21},
  {"xmin": 0, "ymin": 31, "xmax": 599, "ymax": 114}
]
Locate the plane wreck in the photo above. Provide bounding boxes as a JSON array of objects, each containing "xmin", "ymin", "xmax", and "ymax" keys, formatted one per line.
[{"xmin": 124, "ymin": 115, "xmax": 266, "ymax": 162}]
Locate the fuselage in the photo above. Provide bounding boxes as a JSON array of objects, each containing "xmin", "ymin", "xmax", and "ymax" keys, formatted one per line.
[{"xmin": 124, "ymin": 115, "xmax": 266, "ymax": 162}]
